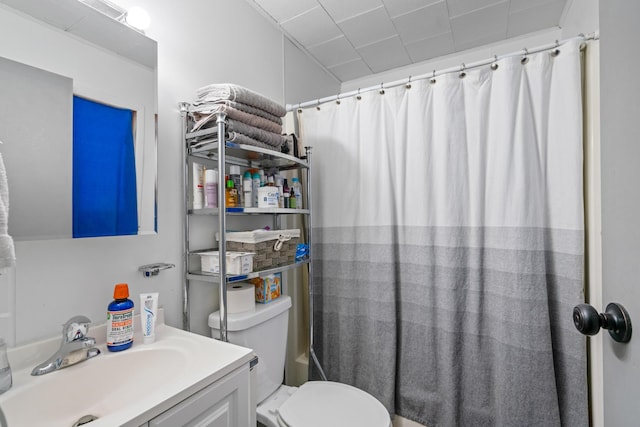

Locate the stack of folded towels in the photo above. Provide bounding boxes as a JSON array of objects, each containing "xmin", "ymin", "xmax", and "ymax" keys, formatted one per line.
[{"xmin": 189, "ymin": 83, "xmax": 287, "ymax": 151}]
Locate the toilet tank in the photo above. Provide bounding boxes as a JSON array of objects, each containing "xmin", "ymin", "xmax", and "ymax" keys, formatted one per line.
[{"xmin": 209, "ymin": 295, "xmax": 291, "ymax": 403}]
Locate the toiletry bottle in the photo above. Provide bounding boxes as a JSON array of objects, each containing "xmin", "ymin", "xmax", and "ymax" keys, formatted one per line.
[
  {"xmin": 243, "ymin": 170, "xmax": 253, "ymax": 208},
  {"xmin": 276, "ymin": 176, "xmax": 284, "ymax": 208},
  {"xmin": 192, "ymin": 163, "xmax": 204, "ymax": 210},
  {"xmin": 291, "ymin": 177, "xmax": 303, "ymax": 209},
  {"xmin": 0, "ymin": 337, "xmax": 11, "ymax": 394},
  {"xmin": 289, "ymin": 187, "xmax": 297, "ymax": 209},
  {"xmin": 205, "ymin": 169, "xmax": 218, "ymax": 208},
  {"xmin": 229, "ymin": 165, "xmax": 242, "ymax": 207},
  {"xmin": 225, "ymin": 178, "xmax": 237, "ymax": 207},
  {"xmin": 283, "ymin": 179, "xmax": 290, "ymax": 207},
  {"xmin": 283, "ymin": 185, "xmax": 290, "ymax": 208},
  {"xmin": 252, "ymin": 171, "xmax": 261, "ymax": 207},
  {"xmin": 107, "ymin": 283, "xmax": 134, "ymax": 352}
]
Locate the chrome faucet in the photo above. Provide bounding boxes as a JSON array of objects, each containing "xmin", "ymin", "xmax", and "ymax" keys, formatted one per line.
[{"xmin": 31, "ymin": 315, "xmax": 101, "ymax": 376}]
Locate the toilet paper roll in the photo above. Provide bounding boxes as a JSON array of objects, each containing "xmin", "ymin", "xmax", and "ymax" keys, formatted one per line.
[{"xmin": 226, "ymin": 283, "xmax": 256, "ymax": 314}]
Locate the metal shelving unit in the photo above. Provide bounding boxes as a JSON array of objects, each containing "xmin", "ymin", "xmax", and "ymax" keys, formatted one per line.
[{"xmin": 179, "ymin": 104, "xmax": 323, "ymax": 382}]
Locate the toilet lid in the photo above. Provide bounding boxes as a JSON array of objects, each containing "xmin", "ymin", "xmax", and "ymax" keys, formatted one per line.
[{"xmin": 277, "ymin": 381, "xmax": 390, "ymax": 427}]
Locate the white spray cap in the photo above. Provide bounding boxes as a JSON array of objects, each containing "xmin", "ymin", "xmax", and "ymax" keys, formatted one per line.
[{"xmin": 205, "ymin": 169, "xmax": 218, "ymax": 183}]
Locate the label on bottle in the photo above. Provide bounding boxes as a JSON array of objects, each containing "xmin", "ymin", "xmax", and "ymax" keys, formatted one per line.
[{"xmin": 107, "ymin": 308, "xmax": 134, "ymax": 346}]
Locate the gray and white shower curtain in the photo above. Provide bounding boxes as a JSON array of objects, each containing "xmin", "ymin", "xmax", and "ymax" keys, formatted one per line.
[{"xmin": 299, "ymin": 38, "xmax": 588, "ymax": 426}]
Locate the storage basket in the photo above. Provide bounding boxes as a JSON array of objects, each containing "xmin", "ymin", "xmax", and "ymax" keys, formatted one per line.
[{"xmin": 217, "ymin": 229, "xmax": 300, "ymax": 271}]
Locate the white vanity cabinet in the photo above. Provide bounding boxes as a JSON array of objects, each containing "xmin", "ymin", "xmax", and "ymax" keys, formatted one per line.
[{"xmin": 149, "ymin": 363, "xmax": 252, "ymax": 427}]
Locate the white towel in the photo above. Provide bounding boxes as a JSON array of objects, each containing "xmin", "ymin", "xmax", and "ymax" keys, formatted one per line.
[{"xmin": 0, "ymin": 153, "xmax": 15, "ymax": 268}]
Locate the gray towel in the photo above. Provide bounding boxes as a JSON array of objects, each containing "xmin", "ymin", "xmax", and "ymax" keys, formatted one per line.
[{"xmin": 195, "ymin": 83, "xmax": 287, "ymax": 118}]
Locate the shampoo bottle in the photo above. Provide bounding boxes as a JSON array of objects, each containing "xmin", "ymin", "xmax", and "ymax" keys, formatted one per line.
[{"xmin": 107, "ymin": 283, "xmax": 134, "ymax": 352}]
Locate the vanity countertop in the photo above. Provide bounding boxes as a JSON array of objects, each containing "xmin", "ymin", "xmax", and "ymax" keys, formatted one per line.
[{"xmin": 0, "ymin": 311, "xmax": 254, "ymax": 427}]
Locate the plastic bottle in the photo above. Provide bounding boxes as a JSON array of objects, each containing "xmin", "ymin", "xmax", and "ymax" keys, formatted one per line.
[
  {"xmin": 289, "ymin": 187, "xmax": 296, "ymax": 209},
  {"xmin": 192, "ymin": 163, "xmax": 204, "ymax": 210},
  {"xmin": 291, "ymin": 177, "xmax": 302, "ymax": 209},
  {"xmin": 107, "ymin": 283, "xmax": 134, "ymax": 352},
  {"xmin": 243, "ymin": 170, "xmax": 253, "ymax": 208},
  {"xmin": 225, "ymin": 178, "xmax": 237, "ymax": 207},
  {"xmin": 0, "ymin": 337, "xmax": 12, "ymax": 394},
  {"xmin": 252, "ymin": 171, "xmax": 261, "ymax": 207},
  {"xmin": 229, "ymin": 165, "xmax": 242, "ymax": 207},
  {"xmin": 205, "ymin": 169, "xmax": 218, "ymax": 208},
  {"xmin": 276, "ymin": 176, "xmax": 284, "ymax": 208}
]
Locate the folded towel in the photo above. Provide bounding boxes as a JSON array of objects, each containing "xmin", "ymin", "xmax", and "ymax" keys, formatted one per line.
[
  {"xmin": 0, "ymin": 153, "xmax": 15, "ymax": 269},
  {"xmin": 191, "ymin": 100, "xmax": 283, "ymax": 125},
  {"xmin": 195, "ymin": 84, "xmax": 287, "ymax": 118},
  {"xmin": 190, "ymin": 103, "xmax": 282, "ymax": 134},
  {"xmin": 193, "ymin": 118, "xmax": 283, "ymax": 148},
  {"xmin": 190, "ymin": 128, "xmax": 281, "ymax": 152}
]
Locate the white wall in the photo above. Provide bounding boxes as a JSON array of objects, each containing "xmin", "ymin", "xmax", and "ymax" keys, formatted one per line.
[{"xmin": 0, "ymin": 0, "xmax": 338, "ymax": 346}]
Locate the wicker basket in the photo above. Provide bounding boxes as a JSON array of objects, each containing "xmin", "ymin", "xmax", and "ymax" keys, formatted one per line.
[{"xmin": 218, "ymin": 229, "xmax": 300, "ymax": 272}]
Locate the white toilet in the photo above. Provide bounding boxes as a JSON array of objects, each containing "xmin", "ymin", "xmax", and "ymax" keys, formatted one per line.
[{"xmin": 209, "ymin": 295, "xmax": 391, "ymax": 427}]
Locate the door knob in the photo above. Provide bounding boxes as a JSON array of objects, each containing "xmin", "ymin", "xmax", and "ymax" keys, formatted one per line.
[{"xmin": 573, "ymin": 303, "xmax": 632, "ymax": 343}]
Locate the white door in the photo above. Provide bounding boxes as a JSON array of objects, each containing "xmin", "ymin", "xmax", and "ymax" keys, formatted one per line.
[{"xmin": 600, "ymin": 2, "xmax": 640, "ymax": 426}]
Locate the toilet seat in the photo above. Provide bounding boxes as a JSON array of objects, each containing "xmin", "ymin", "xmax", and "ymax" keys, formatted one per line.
[{"xmin": 276, "ymin": 381, "xmax": 390, "ymax": 427}]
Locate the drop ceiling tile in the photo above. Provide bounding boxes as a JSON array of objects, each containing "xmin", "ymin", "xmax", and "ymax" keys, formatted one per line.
[
  {"xmin": 308, "ymin": 36, "xmax": 360, "ymax": 67},
  {"xmin": 405, "ymin": 32, "xmax": 455, "ymax": 62},
  {"xmin": 450, "ymin": 1, "xmax": 509, "ymax": 46},
  {"xmin": 254, "ymin": 0, "xmax": 318, "ymax": 23},
  {"xmin": 383, "ymin": 0, "xmax": 441, "ymax": 18},
  {"xmin": 338, "ymin": 6, "xmax": 396, "ymax": 48},
  {"xmin": 446, "ymin": 0, "xmax": 507, "ymax": 17},
  {"xmin": 357, "ymin": 36, "xmax": 411, "ymax": 73},
  {"xmin": 510, "ymin": 0, "xmax": 565, "ymax": 13},
  {"xmin": 507, "ymin": 1, "xmax": 565, "ymax": 38},
  {"xmin": 281, "ymin": 6, "xmax": 342, "ymax": 47},
  {"xmin": 328, "ymin": 59, "xmax": 372, "ymax": 81},
  {"xmin": 319, "ymin": 0, "xmax": 383, "ymax": 22},
  {"xmin": 393, "ymin": 1, "xmax": 450, "ymax": 44}
]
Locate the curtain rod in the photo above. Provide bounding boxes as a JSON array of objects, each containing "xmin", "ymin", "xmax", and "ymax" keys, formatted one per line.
[{"xmin": 287, "ymin": 31, "xmax": 599, "ymax": 112}]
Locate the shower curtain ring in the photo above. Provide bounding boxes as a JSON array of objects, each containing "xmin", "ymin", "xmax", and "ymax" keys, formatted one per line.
[
  {"xmin": 430, "ymin": 70, "xmax": 436, "ymax": 84},
  {"xmin": 550, "ymin": 40, "xmax": 561, "ymax": 57},
  {"xmin": 521, "ymin": 48, "xmax": 529, "ymax": 64},
  {"xmin": 459, "ymin": 63, "xmax": 466, "ymax": 79},
  {"xmin": 379, "ymin": 83, "xmax": 385, "ymax": 95},
  {"xmin": 316, "ymin": 99, "xmax": 321, "ymax": 110},
  {"xmin": 406, "ymin": 75, "xmax": 412, "ymax": 89},
  {"xmin": 336, "ymin": 94, "xmax": 341, "ymax": 105},
  {"xmin": 356, "ymin": 88, "xmax": 362, "ymax": 100},
  {"xmin": 491, "ymin": 55, "xmax": 499, "ymax": 70}
]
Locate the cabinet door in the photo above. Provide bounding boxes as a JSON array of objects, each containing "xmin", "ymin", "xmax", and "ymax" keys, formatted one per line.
[{"xmin": 150, "ymin": 365, "xmax": 251, "ymax": 427}]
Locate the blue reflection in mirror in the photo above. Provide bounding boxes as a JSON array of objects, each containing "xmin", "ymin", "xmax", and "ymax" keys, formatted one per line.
[{"xmin": 72, "ymin": 96, "xmax": 138, "ymax": 238}]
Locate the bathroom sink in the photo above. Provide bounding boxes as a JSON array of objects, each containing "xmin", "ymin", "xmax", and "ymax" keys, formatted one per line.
[{"xmin": 0, "ymin": 312, "xmax": 254, "ymax": 427}]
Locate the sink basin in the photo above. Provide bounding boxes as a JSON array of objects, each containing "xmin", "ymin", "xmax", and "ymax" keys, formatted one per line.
[{"xmin": 0, "ymin": 313, "xmax": 253, "ymax": 427}]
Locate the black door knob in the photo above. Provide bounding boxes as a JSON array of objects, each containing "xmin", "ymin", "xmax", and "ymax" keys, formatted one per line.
[{"xmin": 572, "ymin": 303, "xmax": 632, "ymax": 343}]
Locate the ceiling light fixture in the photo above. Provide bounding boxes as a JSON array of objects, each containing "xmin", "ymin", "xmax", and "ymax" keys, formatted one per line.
[{"xmin": 124, "ymin": 6, "xmax": 150, "ymax": 32}]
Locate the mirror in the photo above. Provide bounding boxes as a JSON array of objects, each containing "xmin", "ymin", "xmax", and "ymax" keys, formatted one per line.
[{"xmin": 0, "ymin": 0, "xmax": 157, "ymax": 240}]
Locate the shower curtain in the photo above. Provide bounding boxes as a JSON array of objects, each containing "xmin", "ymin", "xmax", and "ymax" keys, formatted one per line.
[{"xmin": 300, "ymin": 38, "xmax": 587, "ymax": 426}]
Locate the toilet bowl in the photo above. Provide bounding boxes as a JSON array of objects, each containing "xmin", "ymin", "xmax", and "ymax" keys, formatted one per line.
[{"xmin": 209, "ymin": 295, "xmax": 391, "ymax": 427}]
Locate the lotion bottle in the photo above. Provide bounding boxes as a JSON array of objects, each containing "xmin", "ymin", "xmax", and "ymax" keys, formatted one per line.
[{"xmin": 107, "ymin": 283, "xmax": 134, "ymax": 352}]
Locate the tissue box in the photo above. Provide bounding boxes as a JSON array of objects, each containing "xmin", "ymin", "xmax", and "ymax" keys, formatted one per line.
[
  {"xmin": 251, "ymin": 273, "xmax": 281, "ymax": 303},
  {"xmin": 198, "ymin": 251, "xmax": 254, "ymax": 275}
]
